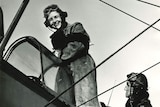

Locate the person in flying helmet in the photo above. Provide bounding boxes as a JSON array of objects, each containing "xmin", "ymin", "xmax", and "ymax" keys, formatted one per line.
[{"xmin": 125, "ymin": 72, "xmax": 152, "ymax": 107}]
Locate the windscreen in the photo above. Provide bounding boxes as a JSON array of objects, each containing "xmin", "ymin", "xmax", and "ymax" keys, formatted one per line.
[{"xmin": 5, "ymin": 37, "xmax": 61, "ymax": 91}]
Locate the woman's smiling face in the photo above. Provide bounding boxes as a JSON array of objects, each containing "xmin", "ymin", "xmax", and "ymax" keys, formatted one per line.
[{"xmin": 48, "ymin": 11, "xmax": 62, "ymax": 29}]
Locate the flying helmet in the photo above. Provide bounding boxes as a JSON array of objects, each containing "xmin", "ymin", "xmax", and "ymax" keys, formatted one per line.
[{"xmin": 127, "ymin": 72, "xmax": 148, "ymax": 91}]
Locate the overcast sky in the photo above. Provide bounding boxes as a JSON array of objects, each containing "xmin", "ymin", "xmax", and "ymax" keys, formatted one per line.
[{"xmin": 1, "ymin": 0, "xmax": 160, "ymax": 107}]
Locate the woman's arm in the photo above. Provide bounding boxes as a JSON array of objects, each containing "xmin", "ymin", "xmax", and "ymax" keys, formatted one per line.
[
  {"xmin": 61, "ymin": 41, "xmax": 84, "ymax": 60},
  {"xmin": 61, "ymin": 23, "xmax": 89, "ymax": 60}
]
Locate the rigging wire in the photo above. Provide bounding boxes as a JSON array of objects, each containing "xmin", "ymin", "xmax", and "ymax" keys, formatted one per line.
[
  {"xmin": 77, "ymin": 61, "xmax": 160, "ymax": 107},
  {"xmin": 137, "ymin": 0, "xmax": 160, "ymax": 8},
  {"xmin": 44, "ymin": 18, "xmax": 160, "ymax": 107},
  {"xmin": 99, "ymin": 0, "xmax": 160, "ymax": 32}
]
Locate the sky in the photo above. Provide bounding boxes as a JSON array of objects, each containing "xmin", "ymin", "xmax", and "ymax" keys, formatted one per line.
[{"xmin": 1, "ymin": 0, "xmax": 160, "ymax": 107}]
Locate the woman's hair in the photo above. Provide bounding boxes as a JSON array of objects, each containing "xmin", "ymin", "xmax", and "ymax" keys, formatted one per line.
[{"xmin": 43, "ymin": 4, "xmax": 68, "ymax": 27}]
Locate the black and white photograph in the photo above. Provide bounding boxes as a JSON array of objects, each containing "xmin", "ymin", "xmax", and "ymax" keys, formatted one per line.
[{"xmin": 0, "ymin": 0, "xmax": 160, "ymax": 107}]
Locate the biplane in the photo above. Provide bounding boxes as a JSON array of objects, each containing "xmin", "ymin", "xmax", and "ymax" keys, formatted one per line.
[{"xmin": 1, "ymin": 0, "xmax": 159, "ymax": 107}]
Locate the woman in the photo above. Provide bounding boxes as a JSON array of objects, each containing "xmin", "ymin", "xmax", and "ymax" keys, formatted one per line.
[{"xmin": 43, "ymin": 4, "xmax": 100, "ymax": 107}]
